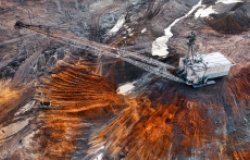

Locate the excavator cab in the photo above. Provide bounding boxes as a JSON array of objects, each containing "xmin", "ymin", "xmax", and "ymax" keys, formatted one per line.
[{"xmin": 177, "ymin": 32, "xmax": 234, "ymax": 88}]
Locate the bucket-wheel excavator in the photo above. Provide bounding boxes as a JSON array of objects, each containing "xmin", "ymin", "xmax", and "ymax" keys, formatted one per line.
[{"xmin": 15, "ymin": 21, "xmax": 234, "ymax": 88}]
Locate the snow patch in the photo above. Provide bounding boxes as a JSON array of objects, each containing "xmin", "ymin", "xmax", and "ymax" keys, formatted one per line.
[
  {"xmin": 152, "ymin": 37, "xmax": 170, "ymax": 58},
  {"xmin": 141, "ymin": 28, "xmax": 147, "ymax": 34},
  {"xmin": 94, "ymin": 152, "xmax": 103, "ymax": 160},
  {"xmin": 117, "ymin": 83, "xmax": 135, "ymax": 96},
  {"xmin": 195, "ymin": 0, "xmax": 243, "ymax": 19},
  {"xmin": 195, "ymin": 5, "xmax": 218, "ymax": 18},
  {"xmin": 108, "ymin": 15, "xmax": 125, "ymax": 35},
  {"xmin": 151, "ymin": 0, "xmax": 202, "ymax": 58},
  {"xmin": 129, "ymin": 33, "xmax": 134, "ymax": 36},
  {"xmin": 91, "ymin": 145, "xmax": 105, "ymax": 160},
  {"xmin": 216, "ymin": 0, "xmax": 243, "ymax": 4}
]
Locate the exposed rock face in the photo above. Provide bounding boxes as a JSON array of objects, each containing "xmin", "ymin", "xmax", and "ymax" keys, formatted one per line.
[
  {"xmin": 0, "ymin": 0, "xmax": 250, "ymax": 160},
  {"xmin": 209, "ymin": 2, "xmax": 250, "ymax": 34}
]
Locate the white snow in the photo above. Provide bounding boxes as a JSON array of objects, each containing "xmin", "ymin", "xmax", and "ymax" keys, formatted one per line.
[
  {"xmin": 94, "ymin": 152, "xmax": 103, "ymax": 160},
  {"xmin": 127, "ymin": 28, "xmax": 132, "ymax": 33},
  {"xmin": 108, "ymin": 15, "xmax": 125, "ymax": 35},
  {"xmin": 195, "ymin": 5, "xmax": 218, "ymax": 18},
  {"xmin": 195, "ymin": 0, "xmax": 243, "ymax": 19},
  {"xmin": 151, "ymin": 0, "xmax": 202, "ymax": 58},
  {"xmin": 141, "ymin": 28, "xmax": 147, "ymax": 34},
  {"xmin": 152, "ymin": 36, "xmax": 170, "ymax": 58},
  {"xmin": 116, "ymin": 73, "xmax": 154, "ymax": 96},
  {"xmin": 216, "ymin": 0, "xmax": 243, "ymax": 4},
  {"xmin": 92, "ymin": 146, "xmax": 105, "ymax": 160},
  {"xmin": 117, "ymin": 83, "xmax": 135, "ymax": 96}
]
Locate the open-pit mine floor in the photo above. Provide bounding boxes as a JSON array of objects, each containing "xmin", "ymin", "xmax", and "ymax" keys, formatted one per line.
[{"xmin": 0, "ymin": 0, "xmax": 250, "ymax": 159}]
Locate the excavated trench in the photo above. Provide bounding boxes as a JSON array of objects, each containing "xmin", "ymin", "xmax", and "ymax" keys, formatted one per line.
[{"xmin": 0, "ymin": 0, "xmax": 250, "ymax": 160}]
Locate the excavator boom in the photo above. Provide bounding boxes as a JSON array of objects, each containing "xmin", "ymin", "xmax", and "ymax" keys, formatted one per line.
[{"xmin": 15, "ymin": 21, "xmax": 185, "ymax": 84}]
